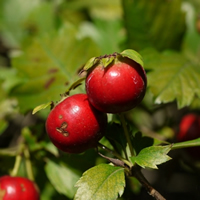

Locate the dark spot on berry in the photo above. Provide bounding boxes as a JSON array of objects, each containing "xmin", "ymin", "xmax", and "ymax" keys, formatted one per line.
[
  {"xmin": 63, "ymin": 133, "xmax": 68, "ymax": 137},
  {"xmin": 61, "ymin": 122, "xmax": 68, "ymax": 129},
  {"xmin": 56, "ymin": 122, "xmax": 69, "ymax": 136},
  {"xmin": 59, "ymin": 115, "xmax": 63, "ymax": 119},
  {"xmin": 20, "ymin": 184, "xmax": 26, "ymax": 192}
]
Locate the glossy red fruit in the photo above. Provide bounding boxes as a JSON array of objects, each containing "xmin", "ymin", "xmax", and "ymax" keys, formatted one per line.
[
  {"xmin": 0, "ymin": 176, "xmax": 40, "ymax": 200},
  {"xmin": 85, "ymin": 56, "xmax": 147, "ymax": 113},
  {"xmin": 45, "ymin": 93, "xmax": 107, "ymax": 153},
  {"xmin": 177, "ymin": 114, "xmax": 200, "ymax": 158}
]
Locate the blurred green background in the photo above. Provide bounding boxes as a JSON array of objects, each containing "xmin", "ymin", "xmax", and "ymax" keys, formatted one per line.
[{"xmin": 0, "ymin": 0, "xmax": 200, "ymax": 199}]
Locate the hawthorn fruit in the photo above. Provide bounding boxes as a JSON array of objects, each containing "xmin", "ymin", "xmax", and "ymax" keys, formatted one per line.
[
  {"xmin": 45, "ymin": 93, "xmax": 107, "ymax": 153},
  {"xmin": 85, "ymin": 55, "xmax": 147, "ymax": 113},
  {"xmin": 0, "ymin": 176, "xmax": 40, "ymax": 200}
]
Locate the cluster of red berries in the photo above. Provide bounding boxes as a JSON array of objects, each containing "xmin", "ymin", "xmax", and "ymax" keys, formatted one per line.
[
  {"xmin": 0, "ymin": 51, "xmax": 146, "ymax": 200},
  {"xmin": 45, "ymin": 52, "xmax": 147, "ymax": 153}
]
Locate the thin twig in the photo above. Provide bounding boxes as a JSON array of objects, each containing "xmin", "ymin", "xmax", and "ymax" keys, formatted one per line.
[{"xmin": 97, "ymin": 142, "xmax": 132, "ymax": 168}]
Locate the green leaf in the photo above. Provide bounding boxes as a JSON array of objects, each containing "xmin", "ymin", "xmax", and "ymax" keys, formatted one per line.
[
  {"xmin": 0, "ymin": 67, "xmax": 22, "ymax": 92},
  {"xmin": 10, "ymin": 24, "xmax": 100, "ymax": 113},
  {"xmin": 0, "ymin": 99, "xmax": 18, "ymax": 119},
  {"xmin": 66, "ymin": 77, "xmax": 86, "ymax": 95},
  {"xmin": 182, "ymin": 2, "xmax": 200, "ymax": 55},
  {"xmin": 130, "ymin": 145, "xmax": 172, "ymax": 169},
  {"xmin": 83, "ymin": 55, "xmax": 116, "ymax": 71},
  {"xmin": 0, "ymin": 0, "xmax": 56, "ymax": 47},
  {"xmin": 22, "ymin": 127, "xmax": 43, "ymax": 152},
  {"xmin": 32, "ymin": 101, "xmax": 52, "ymax": 115},
  {"xmin": 45, "ymin": 160, "xmax": 80, "ymax": 199},
  {"xmin": 75, "ymin": 164, "xmax": 125, "ymax": 200},
  {"xmin": 105, "ymin": 122, "xmax": 127, "ymax": 155},
  {"xmin": 22, "ymin": 126, "xmax": 59, "ymax": 156},
  {"xmin": 91, "ymin": 19, "xmax": 125, "ymax": 54},
  {"xmin": 122, "ymin": 0, "xmax": 186, "ymax": 51},
  {"xmin": 120, "ymin": 49, "xmax": 143, "ymax": 67},
  {"xmin": 142, "ymin": 49, "xmax": 200, "ymax": 108},
  {"xmin": 43, "ymin": 142, "xmax": 59, "ymax": 157},
  {"xmin": 101, "ymin": 56, "xmax": 116, "ymax": 68},
  {"xmin": 131, "ymin": 132, "xmax": 154, "ymax": 155},
  {"xmin": 83, "ymin": 57, "xmax": 97, "ymax": 71}
]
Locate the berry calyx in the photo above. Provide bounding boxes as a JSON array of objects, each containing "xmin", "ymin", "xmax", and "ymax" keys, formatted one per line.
[
  {"xmin": 85, "ymin": 52, "xmax": 147, "ymax": 113},
  {"xmin": 0, "ymin": 176, "xmax": 40, "ymax": 200},
  {"xmin": 45, "ymin": 93, "xmax": 107, "ymax": 153}
]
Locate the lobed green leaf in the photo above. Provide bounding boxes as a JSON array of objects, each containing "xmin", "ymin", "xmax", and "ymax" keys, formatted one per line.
[
  {"xmin": 130, "ymin": 145, "xmax": 172, "ymax": 169},
  {"xmin": 10, "ymin": 25, "xmax": 100, "ymax": 113},
  {"xmin": 142, "ymin": 49, "xmax": 200, "ymax": 108}
]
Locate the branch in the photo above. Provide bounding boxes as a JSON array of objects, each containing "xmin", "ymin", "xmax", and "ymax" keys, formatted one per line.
[{"xmin": 131, "ymin": 165, "xmax": 166, "ymax": 200}]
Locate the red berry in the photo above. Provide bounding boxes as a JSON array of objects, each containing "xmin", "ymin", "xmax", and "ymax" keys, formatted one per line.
[
  {"xmin": 85, "ymin": 56, "xmax": 147, "ymax": 113},
  {"xmin": 0, "ymin": 176, "xmax": 40, "ymax": 200},
  {"xmin": 177, "ymin": 114, "xmax": 200, "ymax": 158},
  {"xmin": 45, "ymin": 94, "xmax": 107, "ymax": 153}
]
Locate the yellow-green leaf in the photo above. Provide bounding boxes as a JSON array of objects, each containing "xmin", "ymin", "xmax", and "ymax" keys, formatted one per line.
[
  {"xmin": 32, "ymin": 101, "xmax": 52, "ymax": 115},
  {"xmin": 130, "ymin": 145, "xmax": 172, "ymax": 169},
  {"xmin": 75, "ymin": 164, "xmax": 125, "ymax": 200}
]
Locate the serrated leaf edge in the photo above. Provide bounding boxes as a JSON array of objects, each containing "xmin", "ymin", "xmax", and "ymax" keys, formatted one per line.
[
  {"xmin": 74, "ymin": 164, "xmax": 125, "ymax": 200},
  {"xmin": 130, "ymin": 145, "xmax": 172, "ymax": 169}
]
